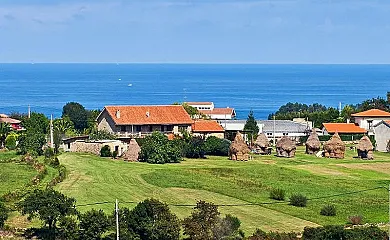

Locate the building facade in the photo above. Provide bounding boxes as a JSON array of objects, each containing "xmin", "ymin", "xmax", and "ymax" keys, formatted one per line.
[
  {"xmin": 186, "ymin": 102, "xmax": 236, "ymax": 120},
  {"xmin": 373, "ymin": 120, "xmax": 390, "ymax": 152},
  {"xmin": 352, "ymin": 109, "xmax": 390, "ymax": 135}
]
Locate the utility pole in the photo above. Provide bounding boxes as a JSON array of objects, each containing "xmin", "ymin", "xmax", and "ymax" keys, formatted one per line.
[
  {"xmin": 273, "ymin": 115, "xmax": 276, "ymax": 146},
  {"xmin": 28, "ymin": 105, "xmax": 31, "ymax": 119},
  {"xmin": 116, "ymin": 199, "xmax": 119, "ymax": 240},
  {"xmin": 50, "ymin": 114, "xmax": 54, "ymax": 149}
]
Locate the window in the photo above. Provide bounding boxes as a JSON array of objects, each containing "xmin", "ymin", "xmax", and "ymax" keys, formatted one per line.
[
  {"xmin": 267, "ymin": 132, "xmax": 272, "ymax": 136},
  {"xmin": 166, "ymin": 125, "xmax": 173, "ymax": 132},
  {"xmin": 283, "ymin": 133, "xmax": 288, "ymax": 136},
  {"xmin": 120, "ymin": 126, "xmax": 126, "ymax": 132},
  {"xmin": 178, "ymin": 125, "xmax": 187, "ymax": 132},
  {"xmin": 367, "ymin": 120, "xmax": 373, "ymax": 130},
  {"xmin": 149, "ymin": 125, "xmax": 153, "ymax": 132},
  {"xmin": 136, "ymin": 125, "xmax": 142, "ymax": 132}
]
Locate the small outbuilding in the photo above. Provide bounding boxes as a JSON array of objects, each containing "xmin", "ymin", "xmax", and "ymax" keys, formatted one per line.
[
  {"xmin": 305, "ymin": 131, "xmax": 321, "ymax": 154},
  {"xmin": 253, "ymin": 133, "xmax": 270, "ymax": 154},
  {"xmin": 323, "ymin": 132, "xmax": 345, "ymax": 159},
  {"xmin": 229, "ymin": 132, "xmax": 250, "ymax": 161},
  {"xmin": 122, "ymin": 139, "xmax": 141, "ymax": 161},
  {"xmin": 276, "ymin": 136, "xmax": 296, "ymax": 158},
  {"xmin": 357, "ymin": 136, "xmax": 374, "ymax": 160}
]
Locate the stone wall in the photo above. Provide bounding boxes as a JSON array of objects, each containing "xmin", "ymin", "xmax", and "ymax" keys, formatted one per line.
[{"xmin": 69, "ymin": 140, "xmax": 128, "ymax": 156}]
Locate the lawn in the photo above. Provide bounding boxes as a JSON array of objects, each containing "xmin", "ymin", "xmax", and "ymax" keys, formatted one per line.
[{"xmin": 56, "ymin": 147, "xmax": 390, "ymax": 234}]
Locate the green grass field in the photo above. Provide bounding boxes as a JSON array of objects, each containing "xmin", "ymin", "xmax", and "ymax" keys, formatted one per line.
[{"xmin": 55, "ymin": 147, "xmax": 390, "ymax": 233}]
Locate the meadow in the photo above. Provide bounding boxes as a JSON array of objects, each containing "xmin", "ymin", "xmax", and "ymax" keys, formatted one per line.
[{"xmin": 52, "ymin": 147, "xmax": 390, "ymax": 234}]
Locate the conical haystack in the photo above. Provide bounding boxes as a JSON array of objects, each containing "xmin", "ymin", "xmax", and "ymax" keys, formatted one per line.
[
  {"xmin": 253, "ymin": 133, "xmax": 270, "ymax": 154},
  {"xmin": 122, "ymin": 139, "xmax": 141, "ymax": 162},
  {"xmin": 357, "ymin": 136, "xmax": 374, "ymax": 160},
  {"xmin": 323, "ymin": 132, "xmax": 345, "ymax": 159},
  {"xmin": 305, "ymin": 131, "xmax": 321, "ymax": 154},
  {"xmin": 276, "ymin": 136, "xmax": 296, "ymax": 158},
  {"xmin": 229, "ymin": 132, "xmax": 250, "ymax": 161}
]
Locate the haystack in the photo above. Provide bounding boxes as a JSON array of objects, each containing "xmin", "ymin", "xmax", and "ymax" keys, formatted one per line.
[
  {"xmin": 122, "ymin": 139, "xmax": 141, "ymax": 162},
  {"xmin": 323, "ymin": 132, "xmax": 345, "ymax": 159},
  {"xmin": 253, "ymin": 133, "xmax": 270, "ymax": 154},
  {"xmin": 357, "ymin": 136, "xmax": 374, "ymax": 160},
  {"xmin": 305, "ymin": 131, "xmax": 321, "ymax": 154},
  {"xmin": 276, "ymin": 136, "xmax": 296, "ymax": 158},
  {"xmin": 229, "ymin": 132, "xmax": 250, "ymax": 161}
]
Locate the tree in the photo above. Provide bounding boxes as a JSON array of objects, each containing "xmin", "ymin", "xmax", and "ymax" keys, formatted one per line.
[
  {"xmin": 54, "ymin": 117, "xmax": 74, "ymax": 134},
  {"xmin": 204, "ymin": 136, "xmax": 230, "ymax": 156},
  {"xmin": 139, "ymin": 131, "xmax": 182, "ymax": 164},
  {"xmin": 18, "ymin": 189, "xmax": 77, "ymax": 237},
  {"xmin": 62, "ymin": 102, "xmax": 88, "ymax": 131},
  {"xmin": 57, "ymin": 216, "xmax": 79, "ymax": 240},
  {"xmin": 0, "ymin": 122, "xmax": 11, "ymax": 148},
  {"xmin": 79, "ymin": 209, "xmax": 110, "ymax": 240},
  {"xmin": 87, "ymin": 109, "xmax": 100, "ymax": 132},
  {"xmin": 5, "ymin": 132, "xmax": 18, "ymax": 150},
  {"xmin": 182, "ymin": 200, "xmax": 221, "ymax": 240},
  {"xmin": 22, "ymin": 112, "xmax": 49, "ymax": 134},
  {"xmin": 119, "ymin": 199, "xmax": 180, "ymax": 240},
  {"xmin": 184, "ymin": 137, "xmax": 206, "ymax": 158},
  {"xmin": 0, "ymin": 201, "xmax": 8, "ymax": 229},
  {"xmin": 18, "ymin": 132, "xmax": 47, "ymax": 155},
  {"xmin": 243, "ymin": 110, "xmax": 259, "ymax": 145},
  {"xmin": 341, "ymin": 105, "xmax": 356, "ymax": 122}
]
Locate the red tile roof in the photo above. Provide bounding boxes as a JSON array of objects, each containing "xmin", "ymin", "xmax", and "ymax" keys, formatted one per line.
[
  {"xmin": 386, "ymin": 120, "xmax": 390, "ymax": 124},
  {"xmin": 104, "ymin": 105, "xmax": 193, "ymax": 125},
  {"xmin": 323, "ymin": 123, "xmax": 367, "ymax": 134},
  {"xmin": 351, "ymin": 109, "xmax": 390, "ymax": 117},
  {"xmin": 0, "ymin": 115, "xmax": 21, "ymax": 124},
  {"xmin": 199, "ymin": 108, "xmax": 235, "ymax": 115},
  {"xmin": 192, "ymin": 120, "xmax": 225, "ymax": 132},
  {"xmin": 186, "ymin": 102, "xmax": 213, "ymax": 105}
]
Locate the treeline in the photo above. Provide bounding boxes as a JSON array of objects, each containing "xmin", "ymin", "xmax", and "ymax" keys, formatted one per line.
[
  {"xmin": 1, "ymin": 189, "xmax": 387, "ymax": 240},
  {"xmin": 268, "ymin": 93, "xmax": 390, "ymax": 128}
]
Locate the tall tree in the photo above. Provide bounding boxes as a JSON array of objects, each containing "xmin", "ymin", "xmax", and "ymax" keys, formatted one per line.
[
  {"xmin": 62, "ymin": 102, "xmax": 88, "ymax": 131},
  {"xmin": 79, "ymin": 209, "xmax": 110, "ymax": 240},
  {"xmin": 0, "ymin": 122, "xmax": 11, "ymax": 148},
  {"xmin": 243, "ymin": 110, "xmax": 259, "ymax": 144},
  {"xmin": 22, "ymin": 112, "xmax": 49, "ymax": 134}
]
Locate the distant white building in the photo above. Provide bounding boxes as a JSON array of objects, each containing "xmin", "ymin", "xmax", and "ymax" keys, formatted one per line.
[
  {"xmin": 373, "ymin": 120, "xmax": 390, "ymax": 152},
  {"xmin": 186, "ymin": 102, "xmax": 236, "ymax": 120},
  {"xmin": 352, "ymin": 109, "xmax": 390, "ymax": 135}
]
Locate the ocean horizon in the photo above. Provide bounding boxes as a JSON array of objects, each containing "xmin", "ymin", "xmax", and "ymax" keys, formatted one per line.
[{"xmin": 1, "ymin": 63, "xmax": 389, "ymax": 120}]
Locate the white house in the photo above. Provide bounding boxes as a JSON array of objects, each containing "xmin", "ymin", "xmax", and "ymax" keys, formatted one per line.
[
  {"xmin": 352, "ymin": 109, "xmax": 390, "ymax": 135},
  {"xmin": 186, "ymin": 102, "xmax": 236, "ymax": 120},
  {"xmin": 373, "ymin": 120, "xmax": 390, "ymax": 152}
]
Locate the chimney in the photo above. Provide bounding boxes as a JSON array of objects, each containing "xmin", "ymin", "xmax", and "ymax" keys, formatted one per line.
[
  {"xmin": 116, "ymin": 110, "xmax": 120, "ymax": 119},
  {"xmin": 146, "ymin": 111, "xmax": 150, "ymax": 118}
]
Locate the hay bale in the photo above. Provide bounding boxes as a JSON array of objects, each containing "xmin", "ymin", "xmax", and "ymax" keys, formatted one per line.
[
  {"xmin": 229, "ymin": 132, "xmax": 250, "ymax": 161},
  {"xmin": 323, "ymin": 132, "xmax": 345, "ymax": 159},
  {"xmin": 122, "ymin": 139, "xmax": 141, "ymax": 162},
  {"xmin": 254, "ymin": 133, "xmax": 270, "ymax": 154},
  {"xmin": 357, "ymin": 135, "xmax": 374, "ymax": 160},
  {"xmin": 276, "ymin": 136, "xmax": 296, "ymax": 158},
  {"xmin": 305, "ymin": 131, "xmax": 321, "ymax": 154}
]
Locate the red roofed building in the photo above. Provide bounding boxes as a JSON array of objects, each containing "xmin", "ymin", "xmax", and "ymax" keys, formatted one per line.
[
  {"xmin": 186, "ymin": 102, "xmax": 236, "ymax": 120},
  {"xmin": 192, "ymin": 120, "xmax": 225, "ymax": 138},
  {"xmin": 97, "ymin": 105, "xmax": 193, "ymax": 137},
  {"xmin": 351, "ymin": 109, "xmax": 390, "ymax": 134},
  {"xmin": 323, "ymin": 123, "xmax": 367, "ymax": 135},
  {"xmin": 0, "ymin": 114, "xmax": 23, "ymax": 130}
]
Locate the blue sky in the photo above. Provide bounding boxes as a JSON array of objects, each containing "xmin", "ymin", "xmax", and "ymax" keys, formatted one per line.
[{"xmin": 1, "ymin": 0, "xmax": 389, "ymax": 63}]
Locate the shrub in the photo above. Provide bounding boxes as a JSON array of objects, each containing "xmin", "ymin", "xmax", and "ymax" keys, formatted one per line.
[
  {"xmin": 345, "ymin": 225, "xmax": 387, "ymax": 240},
  {"xmin": 79, "ymin": 209, "xmax": 110, "ymax": 240},
  {"xmin": 303, "ymin": 225, "xmax": 345, "ymax": 240},
  {"xmin": 204, "ymin": 136, "xmax": 230, "ymax": 156},
  {"xmin": 18, "ymin": 132, "xmax": 46, "ymax": 156},
  {"xmin": 100, "ymin": 145, "xmax": 112, "ymax": 157},
  {"xmin": 320, "ymin": 204, "xmax": 336, "ymax": 216},
  {"xmin": 44, "ymin": 147, "xmax": 55, "ymax": 159},
  {"xmin": 289, "ymin": 193, "xmax": 307, "ymax": 207},
  {"xmin": 112, "ymin": 150, "xmax": 118, "ymax": 159},
  {"xmin": 249, "ymin": 229, "xmax": 298, "ymax": 240},
  {"xmin": 0, "ymin": 201, "xmax": 8, "ymax": 229},
  {"xmin": 5, "ymin": 133, "xmax": 17, "ymax": 150},
  {"xmin": 49, "ymin": 157, "xmax": 60, "ymax": 168},
  {"xmin": 348, "ymin": 215, "xmax": 363, "ymax": 225},
  {"xmin": 270, "ymin": 188, "xmax": 285, "ymax": 201},
  {"xmin": 184, "ymin": 137, "xmax": 205, "ymax": 158},
  {"xmin": 139, "ymin": 132, "xmax": 182, "ymax": 164}
]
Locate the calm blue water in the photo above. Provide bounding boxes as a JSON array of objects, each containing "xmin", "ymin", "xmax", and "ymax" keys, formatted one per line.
[{"xmin": 0, "ymin": 64, "xmax": 389, "ymax": 119}]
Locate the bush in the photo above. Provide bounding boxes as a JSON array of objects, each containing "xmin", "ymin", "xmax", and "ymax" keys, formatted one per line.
[
  {"xmin": 270, "ymin": 188, "xmax": 285, "ymax": 201},
  {"xmin": 79, "ymin": 209, "xmax": 110, "ymax": 240},
  {"xmin": 44, "ymin": 147, "xmax": 55, "ymax": 159},
  {"xmin": 139, "ymin": 132, "xmax": 182, "ymax": 164},
  {"xmin": 18, "ymin": 132, "xmax": 46, "ymax": 156},
  {"xmin": 204, "ymin": 136, "xmax": 230, "ymax": 156},
  {"xmin": 112, "ymin": 150, "xmax": 118, "ymax": 159},
  {"xmin": 348, "ymin": 215, "xmax": 363, "ymax": 225},
  {"xmin": 5, "ymin": 133, "xmax": 17, "ymax": 150},
  {"xmin": 184, "ymin": 137, "xmax": 205, "ymax": 158},
  {"xmin": 49, "ymin": 157, "xmax": 60, "ymax": 168},
  {"xmin": 320, "ymin": 204, "xmax": 336, "ymax": 216},
  {"xmin": 302, "ymin": 225, "xmax": 386, "ymax": 240},
  {"xmin": 289, "ymin": 193, "xmax": 307, "ymax": 207},
  {"xmin": 100, "ymin": 145, "xmax": 112, "ymax": 157},
  {"xmin": 0, "ymin": 201, "xmax": 8, "ymax": 229},
  {"xmin": 345, "ymin": 225, "xmax": 387, "ymax": 240},
  {"xmin": 249, "ymin": 229, "xmax": 298, "ymax": 240}
]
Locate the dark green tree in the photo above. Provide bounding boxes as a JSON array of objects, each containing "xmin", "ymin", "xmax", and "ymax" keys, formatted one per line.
[
  {"xmin": 182, "ymin": 200, "xmax": 221, "ymax": 240},
  {"xmin": 58, "ymin": 216, "xmax": 79, "ymax": 240},
  {"xmin": 139, "ymin": 132, "xmax": 182, "ymax": 164},
  {"xmin": 0, "ymin": 201, "xmax": 8, "ymax": 229},
  {"xmin": 243, "ymin": 110, "xmax": 259, "ymax": 145},
  {"xmin": 120, "ymin": 199, "xmax": 180, "ymax": 240},
  {"xmin": 0, "ymin": 122, "xmax": 11, "ymax": 148},
  {"xmin": 184, "ymin": 137, "xmax": 205, "ymax": 158},
  {"xmin": 356, "ymin": 97, "xmax": 389, "ymax": 111},
  {"xmin": 18, "ymin": 132, "xmax": 47, "ymax": 155},
  {"xmin": 22, "ymin": 112, "xmax": 49, "ymax": 134},
  {"xmin": 18, "ymin": 189, "xmax": 77, "ymax": 238},
  {"xmin": 387, "ymin": 91, "xmax": 390, "ymax": 104},
  {"xmin": 62, "ymin": 102, "xmax": 88, "ymax": 131},
  {"xmin": 204, "ymin": 136, "xmax": 230, "ymax": 156},
  {"xmin": 79, "ymin": 209, "xmax": 110, "ymax": 240},
  {"xmin": 87, "ymin": 109, "xmax": 101, "ymax": 132}
]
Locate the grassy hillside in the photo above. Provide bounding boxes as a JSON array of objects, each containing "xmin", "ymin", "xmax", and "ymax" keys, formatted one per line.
[{"xmin": 57, "ymin": 147, "xmax": 390, "ymax": 233}]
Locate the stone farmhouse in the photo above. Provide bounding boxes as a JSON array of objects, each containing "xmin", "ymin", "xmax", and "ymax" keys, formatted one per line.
[
  {"xmin": 97, "ymin": 105, "xmax": 193, "ymax": 137},
  {"xmin": 351, "ymin": 109, "xmax": 390, "ymax": 135}
]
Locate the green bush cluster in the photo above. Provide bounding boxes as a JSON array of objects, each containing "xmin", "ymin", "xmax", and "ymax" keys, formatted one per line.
[
  {"xmin": 204, "ymin": 136, "xmax": 231, "ymax": 156},
  {"xmin": 100, "ymin": 145, "xmax": 112, "ymax": 157},
  {"xmin": 5, "ymin": 133, "xmax": 17, "ymax": 150},
  {"xmin": 0, "ymin": 201, "xmax": 8, "ymax": 229},
  {"xmin": 139, "ymin": 132, "xmax": 182, "ymax": 164},
  {"xmin": 269, "ymin": 188, "xmax": 286, "ymax": 201},
  {"xmin": 320, "ymin": 204, "xmax": 336, "ymax": 216},
  {"xmin": 289, "ymin": 193, "xmax": 307, "ymax": 207},
  {"xmin": 248, "ymin": 229, "xmax": 298, "ymax": 240},
  {"xmin": 302, "ymin": 225, "xmax": 386, "ymax": 240}
]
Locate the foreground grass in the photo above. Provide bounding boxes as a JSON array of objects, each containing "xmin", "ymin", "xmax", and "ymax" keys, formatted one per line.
[{"xmin": 57, "ymin": 147, "xmax": 390, "ymax": 233}]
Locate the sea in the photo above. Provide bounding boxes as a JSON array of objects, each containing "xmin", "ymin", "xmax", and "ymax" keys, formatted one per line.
[{"xmin": 0, "ymin": 64, "xmax": 389, "ymax": 120}]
